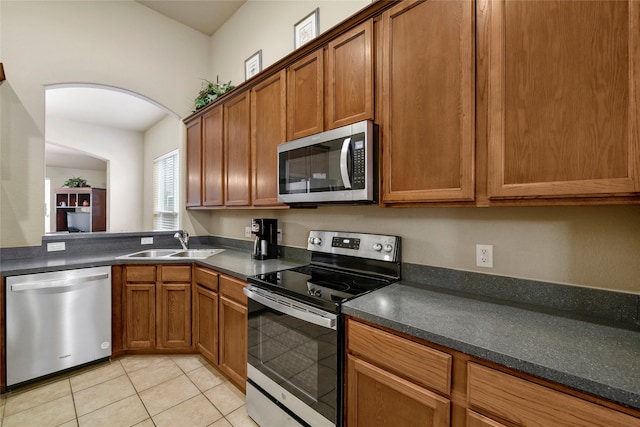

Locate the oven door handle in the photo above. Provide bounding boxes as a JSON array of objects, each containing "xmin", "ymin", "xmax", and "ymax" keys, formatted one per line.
[{"xmin": 244, "ymin": 287, "xmax": 337, "ymax": 330}]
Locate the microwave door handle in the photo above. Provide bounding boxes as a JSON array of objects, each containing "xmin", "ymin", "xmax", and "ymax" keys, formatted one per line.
[{"xmin": 340, "ymin": 138, "xmax": 352, "ymax": 189}]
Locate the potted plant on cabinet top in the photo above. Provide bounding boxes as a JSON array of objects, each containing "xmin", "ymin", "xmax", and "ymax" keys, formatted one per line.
[{"xmin": 193, "ymin": 77, "xmax": 235, "ymax": 111}]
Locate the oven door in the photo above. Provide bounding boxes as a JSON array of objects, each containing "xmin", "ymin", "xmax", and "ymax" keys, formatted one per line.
[{"xmin": 244, "ymin": 284, "xmax": 341, "ymax": 427}]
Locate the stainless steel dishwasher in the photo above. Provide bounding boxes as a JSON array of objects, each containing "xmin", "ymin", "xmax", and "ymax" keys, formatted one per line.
[{"xmin": 6, "ymin": 266, "xmax": 112, "ymax": 387}]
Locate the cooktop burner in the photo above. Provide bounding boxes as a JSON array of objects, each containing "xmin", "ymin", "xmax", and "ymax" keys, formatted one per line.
[
  {"xmin": 250, "ymin": 265, "xmax": 394, "ymax": 312},
  {"xmin": 247, "ymin": 230, "xmax": 401, "ymax": 313}
]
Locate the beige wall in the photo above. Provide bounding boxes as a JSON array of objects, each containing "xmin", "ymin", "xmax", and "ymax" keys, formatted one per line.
[
  {"xmin": 209, "ymin": 0, "xmax": 371, "ymax": 85},
  {"xmin": 0, "ymin": 0, "xmax": 210, "ymax": 247},
  {"xmin": 203, "ymin": 205, "xmax": 640, "ymax": 294}
]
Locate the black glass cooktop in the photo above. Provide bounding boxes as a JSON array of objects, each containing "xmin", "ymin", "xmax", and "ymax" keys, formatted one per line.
[{"xmin": 248, "ymin": 264, "xmax": 394, "ymax": 313}]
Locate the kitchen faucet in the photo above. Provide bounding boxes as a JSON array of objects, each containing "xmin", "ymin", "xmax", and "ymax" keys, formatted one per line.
[{"xmin": 174, "ymin": 230, "xmax": 189, "ymax": 250}]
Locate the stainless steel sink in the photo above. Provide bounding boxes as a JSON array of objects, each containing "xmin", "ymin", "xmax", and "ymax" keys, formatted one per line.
[
  {"xmin": 117, "ymin": 248, "xmax": 225, "ymax": 260},
  {"xmin": 168, "ymin": 249, "xmax": 225, "ymax": 259},
  {"xmin": 122, "ymin": 249, "xmax": 179, "ymax": 258}
]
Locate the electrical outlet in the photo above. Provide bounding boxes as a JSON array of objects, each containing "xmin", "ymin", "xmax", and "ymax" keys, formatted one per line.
[
  {"xmin": 277, "ymin": 229, "xmax": 282, "ymax": 242},
  {"xmin": 47, "ymin": 242, "xmax": 66, "ymax": 252},
  {"xmin": 141, "ymin": 237, "xmax": 153, "ymax": 245},
  {"xmin": 476, "ymin": 244, "xmax": 493, "ymax": 268},
  {"xmin": 245, "ymin": 226, "xmax": 252, "ymax": 238}
]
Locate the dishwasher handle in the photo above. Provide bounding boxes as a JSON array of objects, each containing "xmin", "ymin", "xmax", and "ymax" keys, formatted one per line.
[{"xmin": 10, "ymin": 273, "xmax": 110, "ymax": 292}]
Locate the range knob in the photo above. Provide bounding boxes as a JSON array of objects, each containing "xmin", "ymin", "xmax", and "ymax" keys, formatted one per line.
[
  {"xmin": 372, "ymin": 243, "xmax": 382, "ymax": 251},
  {"xmin": 308, "ymin": 237, "xmax": 322, "ymax": 245},
  {"xmin": 383, "ymin": 244, "xmax": 394, "ymax": 253}
]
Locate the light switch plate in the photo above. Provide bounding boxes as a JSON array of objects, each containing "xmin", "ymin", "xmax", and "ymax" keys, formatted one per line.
[{"xmin": 141, "ymin": 237, "xmax": 154, "ymax": 245}]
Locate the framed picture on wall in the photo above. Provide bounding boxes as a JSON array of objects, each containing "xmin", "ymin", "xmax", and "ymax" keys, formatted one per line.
[
  {"xmin": 294, "ymin": 8, "xmax": 319, "ymax": 49},
  {"xmin": 245, "ymin": 50, "xmax": 262, "ymax": 81}
]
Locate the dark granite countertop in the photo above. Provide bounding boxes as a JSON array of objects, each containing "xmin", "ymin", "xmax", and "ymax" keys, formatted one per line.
[
  {"xmin": 342, "ymin": 281, "xmax": 640, "ymax": 411},
  {"xmin": 0, "ymin": 246, "xmax": 305, "ymax": 281}
]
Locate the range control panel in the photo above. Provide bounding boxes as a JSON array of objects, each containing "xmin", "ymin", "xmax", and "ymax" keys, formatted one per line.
[
  {"xmin": 307, "ymin": 230, "xmax": 400, "ymax": 262},
  {"xmin": 331, "ymin": 236, "xmax": 360, "ymax": 250}
]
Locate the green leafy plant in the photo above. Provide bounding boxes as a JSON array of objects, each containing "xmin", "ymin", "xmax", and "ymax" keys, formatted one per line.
[
  {"xmin": 193, "ymin": 77, "xmax": 235, "ymax": 111},
  {"xmin": 63, "ymin": 177, "xmax": 90, "ymax": 188}
]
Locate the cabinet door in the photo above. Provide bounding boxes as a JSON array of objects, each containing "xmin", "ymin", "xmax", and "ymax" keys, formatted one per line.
[
  {"xmin": 202, "ymin": 106, "xmax": 224, "ymax": 206},
  {"xmin": 219, "ymin": 278, "xmax": 247, "ymax": 392},
  {"xmin": 381, "ymin": 0, "xmax": 475, "ymax": 203},
  {"xmin": 287, "ymin": 49, "xmax": 324, "ymax": 140},
  {"xmin": 466, "ymin": 410, "xmax": 508, "ymax": 427},
  {"xmin": 346, "ymin": 354, "xmax": 450, "ymax": 427},
  {"xmin": 124, "ymin": 283, "xmax": 156, "ymax": 349},
  {"xmin": 251, "ymin": 70, "xmax": 287, "ymax": 206},
  {"xmin": 185, "ymin": 118, "xmax": 202, "ymax": 207},
  {"xmin": 157, "ymin": 283, "xmax": 192, "ymax": 349},
  {"xmin": 326, "ymin": 20, "xmax": 374, "ymax": 129},
  {"xmin": 483, "ymin": 0, "xmax": 640, "ymax": 199},
  {"xmin": 468, "ymin": 362, "xmax": 640, "ymax": 427},
  {"xmin": 224, "ymin": 92, "xmax": 251, "ymax": 206},
  {"xmin": 194, "ymin": 284, "xmax": 219, "ymax": 364}
]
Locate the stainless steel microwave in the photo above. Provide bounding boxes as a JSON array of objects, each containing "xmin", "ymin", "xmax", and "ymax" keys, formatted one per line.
[{"xmin": 277, "ymin": 120, "xmax": 378, "ymax": 205}]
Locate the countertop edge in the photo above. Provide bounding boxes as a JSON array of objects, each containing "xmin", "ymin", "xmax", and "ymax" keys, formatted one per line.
[{"xmin": 343, "ymin": 288, "xmax": 640, "ymax": 412}]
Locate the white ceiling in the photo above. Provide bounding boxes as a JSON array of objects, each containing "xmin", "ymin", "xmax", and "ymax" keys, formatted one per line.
[
  {"xmin": 45, "ymin": 1, "xmax": 246, "ymax": 170},
  {"xmin": 46, "ymin": 144, "xmax": 108, "ymax": 171},
  {"xmin": 46, "ymin": 86, "xmax": 170, "ymax": 132}
]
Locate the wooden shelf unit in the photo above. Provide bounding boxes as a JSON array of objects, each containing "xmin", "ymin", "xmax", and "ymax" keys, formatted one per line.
[{"xmin": 54, "ymin": 187, "xmax": 106, "ymax": 232}]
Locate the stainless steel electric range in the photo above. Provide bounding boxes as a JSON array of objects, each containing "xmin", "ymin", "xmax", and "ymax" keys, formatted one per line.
[{"xmin": 244, "ymin": 230, "xmax": 401, "ymax": 427}]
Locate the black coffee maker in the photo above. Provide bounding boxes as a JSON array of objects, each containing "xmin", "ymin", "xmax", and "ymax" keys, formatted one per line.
[{"xmin": 251, "ymin": 218, "xmax": 278, "ymax": 260}]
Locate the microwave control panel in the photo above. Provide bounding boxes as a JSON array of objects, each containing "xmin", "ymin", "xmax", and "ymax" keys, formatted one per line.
[{"xmin": 352, "ymin": 135, "xmax": 365, "ymax": 189}]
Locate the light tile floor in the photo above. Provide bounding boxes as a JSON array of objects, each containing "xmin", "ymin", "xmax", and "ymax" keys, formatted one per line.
[{"xmin": 0, "ymin": 354, "xmax": 258, "ymax": 427}]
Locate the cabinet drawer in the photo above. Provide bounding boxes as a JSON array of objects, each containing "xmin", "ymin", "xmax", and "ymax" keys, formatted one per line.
[
  {"xmin": 219, "ymin": 275, "xmax": 247, "ymax": 305},
  {"xmin": 347, "ymin": 319, "xmax": 452, "ymax": 396},
  {"xmin": 125, "ymin": 265, "xmax": 156, "ymax": 283},
  {"xmin": 160, "ymin": 265, "xmax": 191, "ymax": 283},
  {"xmin": 468, "ymin": 363, "xmax": 640, "ymax": 427},
  {"xmin": 194, "ymin": 266, "xmax": 219, "ymax": 292}
]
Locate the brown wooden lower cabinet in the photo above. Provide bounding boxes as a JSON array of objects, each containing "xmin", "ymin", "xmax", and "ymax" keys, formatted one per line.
[
  {"xmin": 193, "ymin": 266, "xmax": 219, "ymax": 364},
  {"xmin": 346, "ymin": 318, "xmax": 640, "ymax": 427},
  {"xmin": 466, "ymin": 410, "xmax": 508, "ymax": 427},
  {"xmin": 218, "ymin": 274, "xmax": 248, "ymax": 392},
  {"xmin": 346, "ymin": 354, "xmax": 450, "ymax": 426},
  {"xmin": 192, "ymin": 266, "xmax": 248, "ymax": 391},
  {"xmin": 467, "ymin": 363, "xmax": 640, "ymax": 427},
  {"xmin": 123, "ymin": 265, "xmax": 192, "ymax": 351}
]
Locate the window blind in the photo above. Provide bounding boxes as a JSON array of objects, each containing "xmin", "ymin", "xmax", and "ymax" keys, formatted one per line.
[{"xmin": 153, "ymin": 150, "xmax": 179, "ymax": 230}]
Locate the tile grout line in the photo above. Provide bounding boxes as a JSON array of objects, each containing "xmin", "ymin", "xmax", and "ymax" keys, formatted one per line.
[{"xmin": 120, "ymin": 358, "xmax": 156, "ymax": 427}]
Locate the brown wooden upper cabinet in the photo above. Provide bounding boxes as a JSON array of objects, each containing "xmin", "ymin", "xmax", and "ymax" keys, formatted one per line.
[
  {"xmin": 287, "ymin": 49, "xmax": 324, "ymax": 140},
  {"xmin": 482, "ymin": 0, "xmax": 640, "ymax": 200},
  {"xmin": 287, "ymin": 19, "xmax": 375, "ymax": 140},
  {"xmin": 326, "ymin": 19, "xmax": 374, "ymax": 130},
  {"xmin": 202, "ymin": 105, "xmax": 224, "ymax": 207},
  {"xmin": 224, "ymin": 90, "xmax": 251, "ymax": 206},
  {"xmin": 251, "ymin": 70, "xmax": 287, "ymax": 206},
  {"xmin": 380, "ymin": 0, "xmax": 475, "ymax": 204},
  {"xmin": 185, "ymin": 118, "xmax": 202, "ymax": 207}
]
